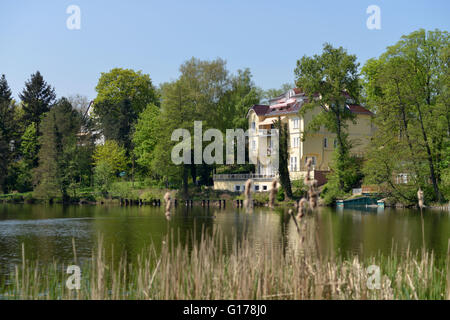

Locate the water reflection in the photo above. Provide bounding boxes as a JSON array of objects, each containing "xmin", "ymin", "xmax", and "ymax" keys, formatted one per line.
[{"xmin": 0, "ymin": 204, "xmax": 449, "ymax": 278}]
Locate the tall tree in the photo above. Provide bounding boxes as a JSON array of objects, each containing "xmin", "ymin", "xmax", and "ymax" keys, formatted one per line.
[
  {"xmin": 34, "ymin": 98, "xmax": 81, "ymax": 201},
  {"xmin": 132, "ymin": 103, "xmax": 161, "ymax": 177},
  {"xmin": 153, "ymin": 80, "xmax": 192, "ymax": 193},
  {"xmin": 19, "ymin": 71, "xmax": 56, "ymax": 134},
  {"xmin": 362, "ymin": 29, "xmax": 449, "ymax": 202},
  {"xmin": 274, "ymin": 118, "xmax": 293, "ymax": 199},
  {"xmin": 0, "ymin": 75, "xmax": 14, "ymax": 192},
  {"xmin": 294, "ymin": 43, "xmax": 361, "ymax": 191},
  {"xmin": 93, "ymin": 68, "xmax": 159, "ymax": 154}
]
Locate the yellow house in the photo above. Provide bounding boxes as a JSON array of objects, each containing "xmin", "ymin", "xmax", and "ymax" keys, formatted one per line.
[{"xmin": 213, "ymin": 88, "xmax": 375, "ymax": 192}]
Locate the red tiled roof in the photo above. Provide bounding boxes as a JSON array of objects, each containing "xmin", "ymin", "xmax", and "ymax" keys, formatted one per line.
[
  {"xmin": 347, "ymin": 104, "xmax": 373, "ymax": 115},
  {"xmin": 251, "ymin": 105, "xmax": 269, "ymax": 116}
]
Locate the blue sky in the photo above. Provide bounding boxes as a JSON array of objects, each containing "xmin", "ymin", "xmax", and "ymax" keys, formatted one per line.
[{"xmin": 0, "ymin": 0, "xmax": 449, "ymax": 101}]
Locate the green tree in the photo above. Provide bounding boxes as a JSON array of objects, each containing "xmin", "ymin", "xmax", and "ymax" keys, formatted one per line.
[
  {"xmin": 274, "ymin": 118, "xmax": 293, "ymax": 199},
  {"xmin": 219, "ymin": 69, "xmax": 263, "ymax": 131},
  {"xmin": 132, "ymin": 104, "xmax": 161, "ymax": 176},
  {"xmin": 93, "ymin": 68, "xmax": 159, "ymax": 154},
  {"xmin": 21, "ymin": 123, "xmax": 39, "ymax": 166},
  {"xmin": 34, "ymin": 98, "xmax": 82, "ymax": 201},
  {"xmin": 94, "ymin": 161, "xmax": 115, "ymax": 196},
  {"xmin": 0, "ymin": 74, "xmax": 14, "ymax": 192},
  {"xmin": 93, "ymin": 140, "xmax": 128, "ymax": 175},
  {"xmin": 294, "ymin": 43, "xmax": 361, "ymax": 192},
  {"xmin": 152, "ymin": 80, "xmax": 191, "ymax": 193},
  {"xmin": 19, "ymin": 71, "xmax": 56, "ymax": 134},
  {"xmin": 362, "ymin": 29, "xmax": 449, "ymax": 202}
]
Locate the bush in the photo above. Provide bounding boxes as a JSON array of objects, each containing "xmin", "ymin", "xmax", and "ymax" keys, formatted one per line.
[
  {"xmin": 94, "ymin": 161, "xmax": 115, "ymax": 196},
  {"xmin": 109, "ymin": 181, "xmax": 139, "ymax": 199},
  {"xmin": 291, "ymin": 179, "xmax": 307, "ymax": 199},
  {"xmin": 320, "ymin": 180, "xmax": 348, "ymax": 205},
  {"xmin": 276, "ymin": 187, "xmax": 285, "ymax": 202}
]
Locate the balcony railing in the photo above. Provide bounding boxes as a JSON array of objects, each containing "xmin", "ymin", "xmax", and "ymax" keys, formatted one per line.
[{"xmin": 213, "ymin": 173, "xmax": 277, "ymax": 181}]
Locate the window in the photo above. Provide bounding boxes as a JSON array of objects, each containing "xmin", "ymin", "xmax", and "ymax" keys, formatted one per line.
[
  {"xmin": 396, "ymin": 174, "xmax": 409, "ymax": 184},
  {"xmin": 323, "ymin": 137, "xmax": 328, "ymax": 148},
  {"xmin": 292, "ymin": 137, "xmax": 299, "ymax": 148},
  {"xmin": 251, "ymin": 121, "xmax": 256, "ymax": 130},
  {"xmin": 262, "ymin": 185, "xmax": 267, "ymax": 191},
  {"xmin": 235, "ymin": 185, "xmax": 240, "ymax": 191},
  {"xmin": 252, "ymin": 140, "xmax": 256, "ymax": 151},
  {"xmin": 292, "ymin": 118, "xmax": 299, "ymax": 129},
  {"xmin": 255, "ymin": 185, "xmax": 260, "ymax": 191},
  {"xmin": 290, "ymin": 157, "xmax": 297, "ymax": 171},
  {"xmin": 334, "ymin": 139, "xmax": 337, "ymax": 148},
  {"xmin": 305, "ymin": 156, "xmax": 316, "ymax": 166}
]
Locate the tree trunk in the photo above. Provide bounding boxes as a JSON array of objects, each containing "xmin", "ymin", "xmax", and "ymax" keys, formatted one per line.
[
  {"xmin": 416, "ymin": 103, "xmax": 442, "ymax": 202},
  {"xmin": 182, "ymin": 165, "xmax": 189, "ymax": 197}
]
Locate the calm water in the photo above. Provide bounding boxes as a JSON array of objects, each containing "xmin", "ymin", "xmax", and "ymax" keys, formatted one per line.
[{"xmin": 0, "ymin": 204, "xmax": 449, "ymax": 277}]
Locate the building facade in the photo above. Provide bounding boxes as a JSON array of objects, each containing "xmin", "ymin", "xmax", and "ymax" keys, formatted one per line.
[{"xmin": 213, "ymin": 88, "xmax": 375, "ymax": 192}]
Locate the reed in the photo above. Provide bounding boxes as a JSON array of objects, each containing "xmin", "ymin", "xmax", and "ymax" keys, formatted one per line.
[
  {"xmin": 0, "ymin": 226, "xmax": 447, "ymax": 300},
  {"xmin": 268, "ymin": 180, "xmax": 277, "ymax": 209}
]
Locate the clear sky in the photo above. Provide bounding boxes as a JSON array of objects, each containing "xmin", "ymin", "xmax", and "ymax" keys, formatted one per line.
[{"xmin": 0, "ymin": 0, "xmax": 449, "ymax": 101}]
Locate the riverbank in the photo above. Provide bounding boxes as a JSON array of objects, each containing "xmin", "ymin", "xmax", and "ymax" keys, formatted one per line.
[{"xmin": 1, "ymin": 184, "xmax": 448, "ymax": 210}]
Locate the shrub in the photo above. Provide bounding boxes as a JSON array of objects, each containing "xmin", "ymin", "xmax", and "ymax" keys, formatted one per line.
[{"xmin": 276, "ymin": 187, "xmax": 285, "ymax": 202}]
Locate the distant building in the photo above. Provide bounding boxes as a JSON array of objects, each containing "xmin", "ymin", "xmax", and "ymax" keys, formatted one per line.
[{"xmin": 213, "ymin": 88, "xmax": 375, "ymax": 192}]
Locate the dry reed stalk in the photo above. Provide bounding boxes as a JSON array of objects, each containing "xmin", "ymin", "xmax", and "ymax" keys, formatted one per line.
[
  {"xmin": 447, "ymin": 239, "xmax": 450, "ymax": 300},
  {"xmin": 417, "ymin": 188, "xmax": 424, "ymax": 209},
  {"xmin": 4, "ymin": 227, "xmax": 447, "ymax": 300},
  {"xmin": 269, "ymin": 180, "xmax": 278, "ymax": 208},
  {"xmin": 243, "ymin": 179, "xmax": 253, "ymax": 212}
]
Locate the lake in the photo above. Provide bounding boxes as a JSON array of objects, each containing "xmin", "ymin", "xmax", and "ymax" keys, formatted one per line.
[{"xmin": 0, "ymin": 204, "xmax": 449, "ymax": 278}]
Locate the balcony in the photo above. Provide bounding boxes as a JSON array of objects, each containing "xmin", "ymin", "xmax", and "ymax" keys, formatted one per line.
[{"xmin": 213, "ymin": 173, "xmax": 277, "ymax": 181}]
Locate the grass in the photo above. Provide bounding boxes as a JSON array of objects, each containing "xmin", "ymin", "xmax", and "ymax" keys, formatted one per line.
[{"xmin": 1, "ymin": 224, "xmax": 448, "ymax": 300}]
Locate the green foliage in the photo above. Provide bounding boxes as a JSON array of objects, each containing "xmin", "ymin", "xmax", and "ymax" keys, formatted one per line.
[
  {"xmin": 33, "ymin": 98, "xmax": 83, "ymax": 201},
  {"xmin": 93, "ymin": 140, "xmax": 128, "ymax": 175},
  {"xmin": 320, "ymin": 180, "xmax": 348, "ymax": 206},
  {"xmin": 21, "ymin": 122, "xmax": 39, "ymax": 166},
  {"xmin": 291, "ymin": 179, "xmax": 307, "ymax": 198},
  {"xmin": 0, "ymin": 74, "xmax": 15, "ymax": 192},
  {"xmin": 7, "ymin": 160, "xmax": 33, "ymax": 193},
  {"xmin": 94, "ymin": 68, "xmax": 159, "ymax": 114},
  {"xmin": 93, "ymin": 68, "xmax": 159, "ymax": 154},
  {"xmin": 274, "ymin": 118, "xmax": 293, "ymax": 198},
  {"xmin": 321, "ymin": 147, "xmax": 362, "ymax": 205},
  {"xmin": 94, "ymin": 161, "xmax": 115, "ymax": 196},
  {"xmin": 109, "ymin": 181, "xmax": 138, "ymax": 199},
  {"xmin": 276, "ymin": 187, "xmax": 285, "ymax": 202},
  {"xmin": 295, "ymin": 43, "xmax": 361, "ymax": 190},
  {"xmin": 19, "ymin": 71, "xmax": 56, "ymax": 132},
  {"xmin": 362, "ymin": 29, "xmax": 449, "ymax": 203},
  {"xmin": 132, "ymin": 104, "xmax": 161, "ymax": 175}
]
